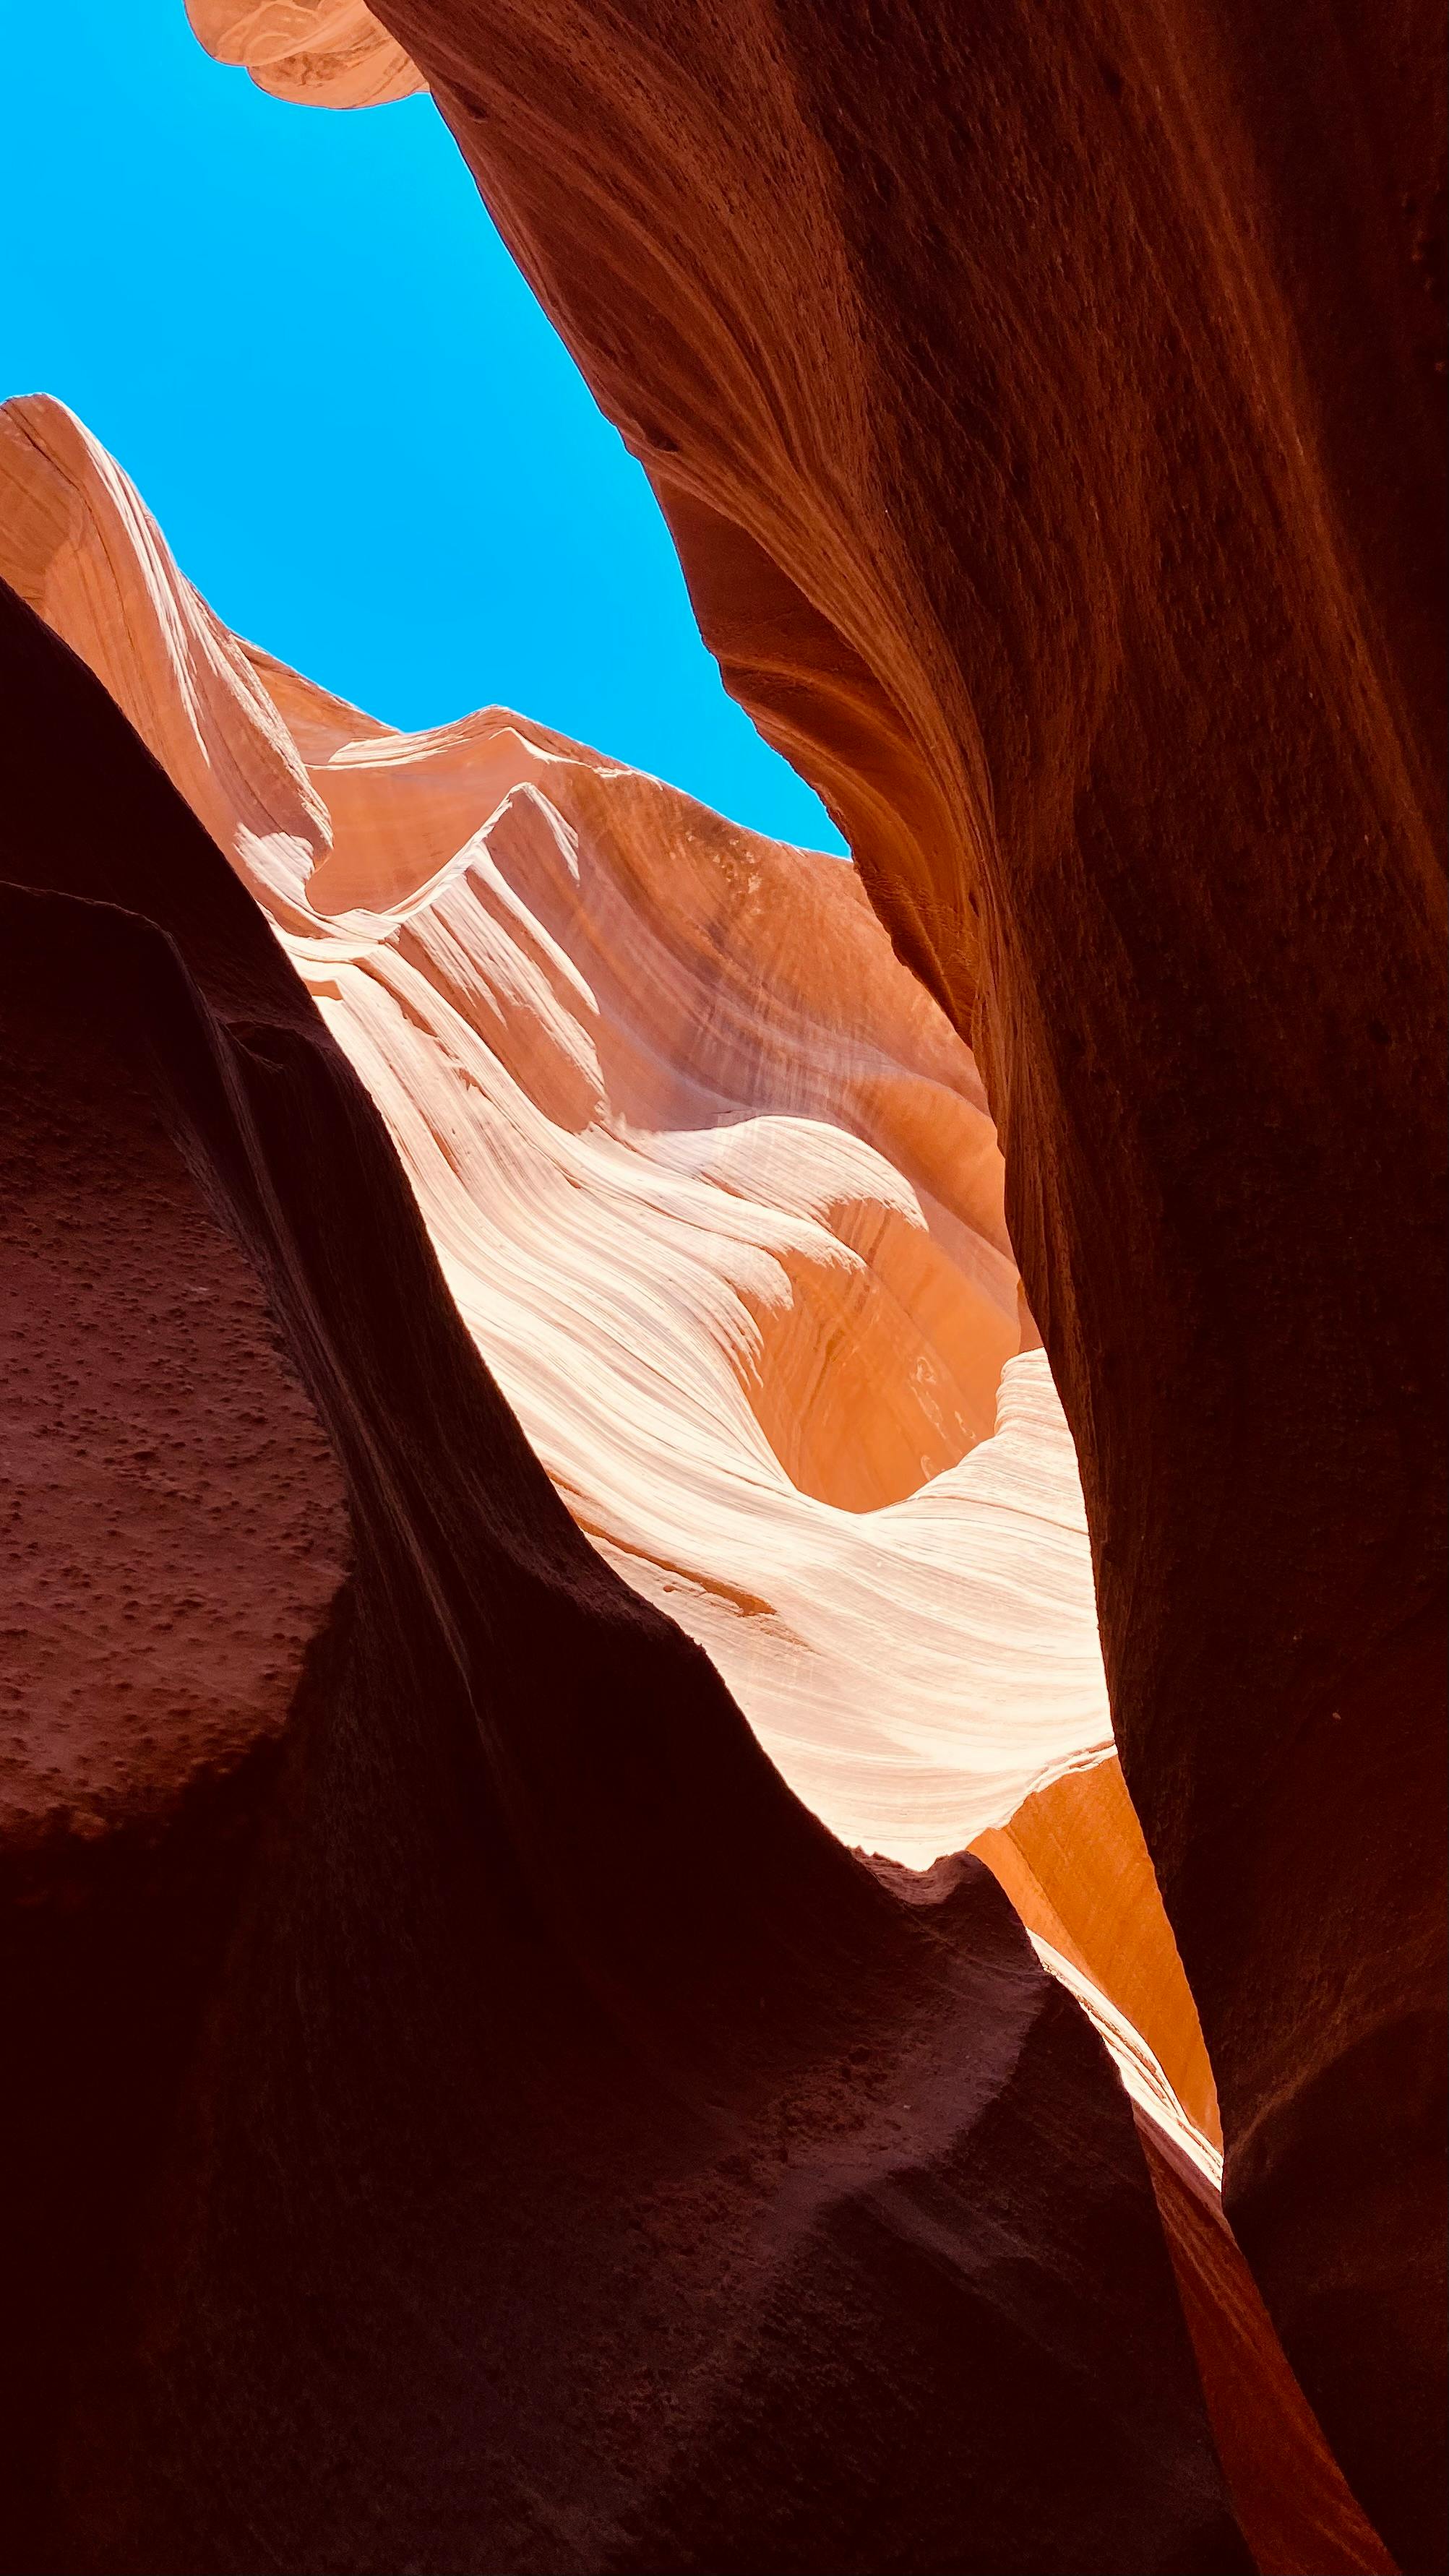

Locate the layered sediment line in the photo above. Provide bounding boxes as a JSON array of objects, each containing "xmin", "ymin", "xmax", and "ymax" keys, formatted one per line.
[{"xmin": 0, "ymin": 392, "xmax": 1110, "ymax": 1866}]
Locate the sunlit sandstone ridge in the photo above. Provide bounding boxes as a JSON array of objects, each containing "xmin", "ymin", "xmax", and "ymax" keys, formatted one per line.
[
  {"xmin": 1, "ymin": 397, "xmax": 1222, "ymax": 2101},
  {"xmin": 0, "ymin": 393, "xmax": 1104, "ymax": 1869},
  {"xmin": 185, "ymin": 1, "xmax": 1448, "ymax": 2564},
  {"xmin": 0, "ymin": 389, "xmax": 1225, "ymax": 2150},
  {"xmin": 0, "ymin": 394, "xmax": 1398, "ymax": 2576}
]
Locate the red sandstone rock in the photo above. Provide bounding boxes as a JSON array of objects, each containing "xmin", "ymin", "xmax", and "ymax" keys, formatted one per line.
[
  {"xmin": 0, "ymin": 577, "xmax": 1255, "ymax": 2571},
  {"xmin": 4, "ymin": 0, "xmax": 1442, "ymax": 2555},
  {"xmin": 4, "ymin": 389, "xmax": 1399, "ymax": 2572},
  {"xmin": 307, "ymin": 1, "xmax": 1443, "ymax": 2558},
  {"xmin": 0, "ymin": 394, "xmax": 1120, "ymax": 1877}
]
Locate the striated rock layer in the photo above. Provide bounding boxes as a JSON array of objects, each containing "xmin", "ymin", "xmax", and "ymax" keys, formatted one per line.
[
  {"xmin": 1, "ymin": 392, "xmax": 1397, "ymax": 2575},
  {"xmin": 0, "ymin": 392, "xmax": 1228, "ymax": 2161},
  {"xmin": 0, "ymin": 572, "xmax": 1260, "ymax": 2575},
  {"xmin": 0, "ymin": 392, "xmax": 1106, "ymax": 1868},
  {"xmin": 214, "ymin": 0, "xmax": 1447, "ymax": 2562}
]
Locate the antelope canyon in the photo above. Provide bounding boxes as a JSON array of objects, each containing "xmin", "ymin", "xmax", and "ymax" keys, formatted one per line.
[{"xmin": 1, "ymin": 1, "xmax": 1442, "ymax": 2572}]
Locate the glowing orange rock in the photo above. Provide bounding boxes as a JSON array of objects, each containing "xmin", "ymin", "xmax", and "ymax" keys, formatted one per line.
[
  {"xmin": 0, "ymin": 392, "xmax": 1116, "ymax": 1871},
  {"xmin": 3, "ymin": 389, "xmax": 1401, "ymax": 2567},
  {"xmin": 184, "ymin": 0, "xmax": 421, "ymax": 107},
  {"xmin": 266, "ymin": 1, "xmax": 1444, "ymax": 2556}
]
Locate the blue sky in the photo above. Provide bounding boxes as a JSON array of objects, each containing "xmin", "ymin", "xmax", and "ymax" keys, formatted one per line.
[{"xmin": 1, "ymin": 4, "xmax": 843, "ymax": 850}]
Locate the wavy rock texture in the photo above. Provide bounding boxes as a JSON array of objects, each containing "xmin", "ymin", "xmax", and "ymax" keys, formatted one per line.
[
  {"xmin": 1, "ymin": 569, "xmax": 1263, "ymax": 2576},
  {"xmin": 1, "ymin": 392, "xmax": 1398, "ymax": 2576},
  {"xmin": 0, "ymin": 393, "xmax": 1108, "ymax": 1868},
  {"xmin": 212, "ymin": 1, "xmax": 1448, "ymax": 2563},
  {"xmin": 0, "ymin": 391, "xmax": 1232, "ymax": 2156}
]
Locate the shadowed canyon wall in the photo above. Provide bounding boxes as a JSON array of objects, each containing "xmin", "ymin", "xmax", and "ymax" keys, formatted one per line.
[
  {"xmin": 4, "ymin": 561, "xmax": 1270, "ymax": 2575},
  {"xmin": 4, "ymin": 0, "xmax": 1442, "ymax": 2559},
  {"xmin": 1, "ymin": 390, "xmax": 1403, "ymax": 2574},
  {"xmin": 195, "ymin": 0, "xmax": 1449, "ymax": 2561}
]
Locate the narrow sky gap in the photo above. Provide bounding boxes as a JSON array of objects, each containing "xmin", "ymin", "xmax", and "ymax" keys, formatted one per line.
[{"xmin": 1, "ymin": 1, "xmax": 846, "ymax": 852}]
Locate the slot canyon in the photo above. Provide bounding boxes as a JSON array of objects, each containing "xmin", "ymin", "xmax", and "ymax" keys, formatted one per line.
[{"xmin": 0, "ymin": 2, "xmax": 1442, "ymax": 2572}]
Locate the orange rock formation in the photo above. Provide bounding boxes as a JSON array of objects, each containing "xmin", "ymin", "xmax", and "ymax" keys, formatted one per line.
[
  {"xmin": 206, "ymin": 0, "xmax": 1444, "ymax": 2559},
  {"xmin": 1, "ymin": 0, "xmax": 1442, "ymax": 2562},
  {"xmin": 184, "ymin": 0, "xmax": 422, "ymax": 105},
  {"xmin": 1, "ymin": 389, "xmax": 1403, "ymax": 2573},
  {"xmin": 7, "ymin": 559, "xmax": 1259, "ymax": 2574},
  {"xmin": 0, "ymin": 394, "xmax": 1111, "ymax": 1871}
]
